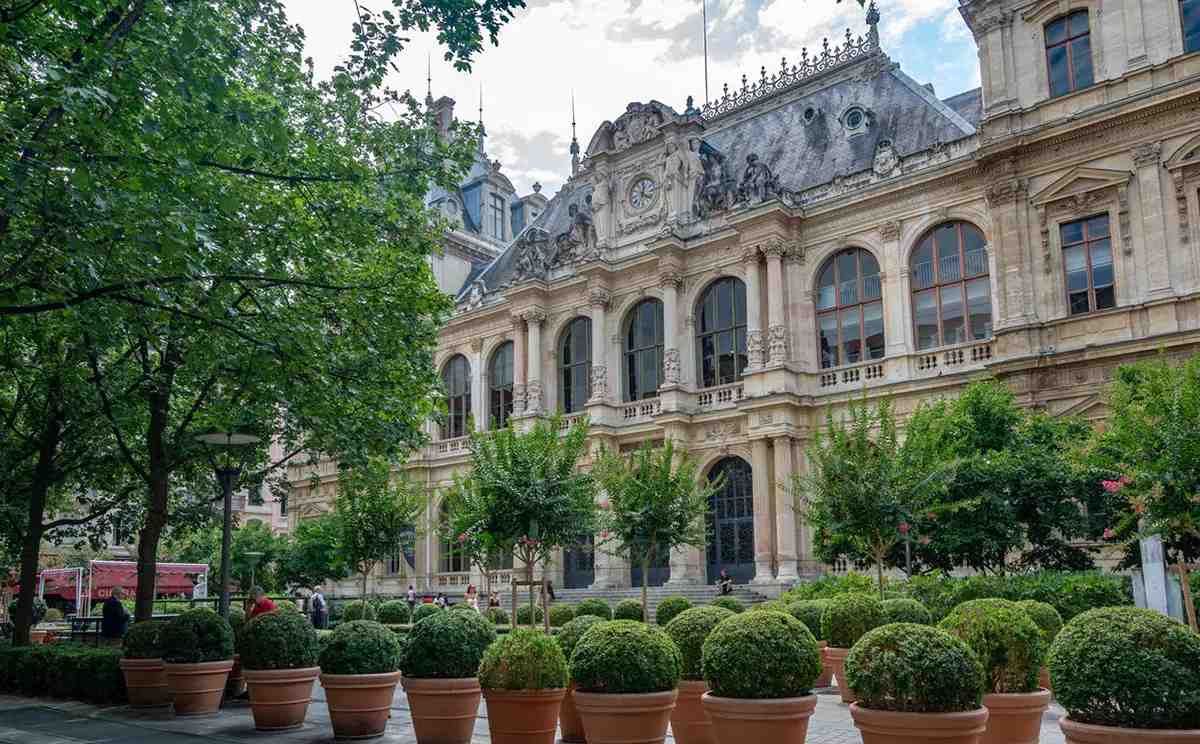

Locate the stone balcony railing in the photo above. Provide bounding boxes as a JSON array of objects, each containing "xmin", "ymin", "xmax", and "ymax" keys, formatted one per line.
[
  {"xmin": 696, "ymin": 382, "xmax": 744, "ymax": 411},
  {"xmin": 621, "ymin": 397, "xmax": 662, "ymax": 423}
]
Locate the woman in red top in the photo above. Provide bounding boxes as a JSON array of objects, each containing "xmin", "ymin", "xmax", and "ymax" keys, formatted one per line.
[{"xmin": 248, "ymin": 587, "xmax": 276, "ymax": 618}]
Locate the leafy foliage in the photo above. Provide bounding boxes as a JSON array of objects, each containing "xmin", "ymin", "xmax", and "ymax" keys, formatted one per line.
[
  {"xmin": 333, "ymin": 459, "xmax": 424, "ymax": 597},
  {"xmin": 556, "ymin": 615, "xmax": 604, "ymax": 666},
  {"xmin": 786, "ymin": 600, "xmax": 829, "ymax": 640},
  {"xmin": 377, "ymin": 600, "xmax": 411, "ymax": 625},
  {"xmin": 881, "ymin": 598, "xmax": 932, "ymax": 625},
  {"xmin": 240, "ymin": 610, "xmax": 319, "ymax": 670},
  {"xmin": 895, "ymin": 572, "xmax": 1129, "ymax": 622},
  {"xmin": 664, "ymin": 606, "xmax": 734, "ymax": 680},
  {"xmin": 485, "ymin": 607, "xmax": 510, "ymax": 625},
  {"xmin": 8, "ymin": 598, "xmax": 46, "ymax": 626},
  {"xmin": 709, "ymin": 597, "xmax": 743, "ymax": 614},
  {"xmin": 342, "ymin": 601, "xmax": 377, "ymax": 622},
  {"xmin": 573, "ymin": 598, "xmax": 612, "ymax": 620},
  {"xmin": 319, "ymin": 620, "xmax": 403, "ymax": 676},
  {"xmin": 1049, "ymin": 607, "xmax": 1200, "ymax": 729},
  {"xmin": 479, "ymin": 629, "xmax": 568, "ymax": 690},
  {"xmin": 938, "ymin": 599, "xmax": 1042, "ymax": 694},
  {"xmin": 702, "ymin": 610, "xmax": 820, "ymax": 699},
  {"xmin": 400, "ymin": 609, "xmax": 496, "ymax": 679},
  {"xmin": 412, "ymin": 603, "xmax": 442, "ymax": 624},
  {"xmin": 613, "ymin": 598, "xmax": 644, "ymax": 621},
  {"xmin": 569, "ymin": 620, "xmax": 681, "ymax": 695},
  {"xmin": 780, "ymin": 573, "xmax": 876, "ymax": 601},
  {"xmin": 654, "ymin": 596, "xmax": 692, "ymax": 626},
  {"xmin": 276, "ymin": 515, "xmax": 350, "ymax": 589},
  {"xmin": 0, "ymin": 645, "xmax": 127, "ymax": 704},
  {"xmin": 160, "ymin": 609, "xmax": 234, "ymax": 664},
  {"xmin": 845, "ymin": 624, "xmax": 984, "ymax": 713},
  {"xmin": 821, "ymin": 592, "xmax": 884, "ymax": 649},
  {"xmin": 1015, "ymin": 600, "xmax": 1063, "ymax": 655},
  {"xmin": 515, "ymin": 604, "xmax": 544, "ymax": 625},
  {"xmin": 123, "ymin": 621, "xmax": 167, "ymax": 660},
  {"xmin": 549, "ymin": 604, "xmax": 575, "ymax": 628}
]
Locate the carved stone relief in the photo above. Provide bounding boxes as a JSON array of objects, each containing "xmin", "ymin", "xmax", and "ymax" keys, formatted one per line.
[{"xmin": 663, "ymin": 349, "xmax": 681, "ymax": 384}]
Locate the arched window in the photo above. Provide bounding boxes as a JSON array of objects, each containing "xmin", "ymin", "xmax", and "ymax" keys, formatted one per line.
[
  {"xmin": 439, "ymin": 503, "xmax": 467, "ymax": 573},
  {"xmin": 815, "ymin": 248, "xmax": 884, "ymax": 369},
  {"xmin": 910, "ymin": 222, "xmax": 991, "ymax": 351},
  {"xmin": 559, "ymin": 317, "xmax": 592, "ymax": 413},
  {"xmin": 1046, "ymin": 11, "xmax": 1093, "ymax": 98},
  {"xmin": 696, "ymin": 278, "xmax": 748, "ymax": 387},
  {"xmin": 441, "ymin": 355, "xmax": 471, "ymax": 439},
  {"xmin": 489, "ymin": 342, "xmax": 514, "ymax": 429},
  {"xmin": 624, "ymin": 299, "xmax": 664, "ymax": 402}
]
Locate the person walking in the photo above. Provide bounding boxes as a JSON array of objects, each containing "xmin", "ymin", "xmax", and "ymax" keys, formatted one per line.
[
  {"xmin": 406, "ymin": 585, "xmax": 416, "ymax": 615},
  {"xmin": 100, "ymin": 586, "xmax": 131, "ymax": 645},
  {"xmin": 309, "ymin": 588, "xmax": 327, "ymax": 629}
]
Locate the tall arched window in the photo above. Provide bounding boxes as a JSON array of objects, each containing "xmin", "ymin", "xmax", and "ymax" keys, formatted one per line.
[
  {"xmin": 439, "ymin": 503, "xmax": 467, "ymax": 573},
  {"xmin": 696, "ymin": 277, "xmax": 748, "ymax": 387},
  {"xmin": 624, "ymin": 299, "xmax": 664, "ymax": 401},
  {"xmin": 441, "ymin": 355, "xmax": 471, "ymax": 439},
  {"xmin": 559, "ymin": 317, "xmax": 592, "ymax": 413},
  {"xmin": 489, "ymin": 341, "xmax": 514, "ymax": 429},
  {"xmin": 815, "ymin": 248, "xmax": 884, "ymax": 369},
  {"xmin": 910, "ymin": 222, "xmax": 991, "ymax": 351}
]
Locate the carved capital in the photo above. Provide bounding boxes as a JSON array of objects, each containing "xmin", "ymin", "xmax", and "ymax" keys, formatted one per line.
[
  {"xmin": 785, "ymin": 241, "xmax": 806, "ymax": 264},
  {"xmin": 511, "ymin": 315, "xmax": 525, "ymax": 332},
  {"xmin": 984, "ymin": 178, "xmax": 1027, "ymax": 207},
  {"xmin": 1132, "ymin": 141, "xmax": 1162, "ymax": 168},
  {"xmin": 879, "ymin": 220, "xmax": 901, "ymax": 242},
  {"xmin": 658, "ymin": 270, "xmax": 684, "ymax": 290},
  {"xmin": 741, "ymin": 247, "xmax": 761, "ymax": 265},
  {"xmin": 521, "ymin": 307, "xmax": 547, "ymax": 325},
  {"xmin": 762, "ymin": 238, "xmax": 788, "ymax": 258},
  {"xmin": 767, "ymin": 325, "xmax": 789, "ymax": 365},
  {"xmin": 469, "ymin": 338, "xmax": 484, "ymax": 353},
  {"xmin": 588, "ymin": 287, "xmax": 612, "ymax": 309}
]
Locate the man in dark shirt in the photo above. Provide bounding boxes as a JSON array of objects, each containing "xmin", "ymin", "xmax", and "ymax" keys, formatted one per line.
[{"xmin": 101, "ymin": 586, "xmax": 131, "ymax": 641}]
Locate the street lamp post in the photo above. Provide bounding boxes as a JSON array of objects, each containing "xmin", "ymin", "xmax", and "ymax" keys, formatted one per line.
[
  {"xmin": 195, "ymin": 429, "xmax": 261, "ymax": 619},
  {"xmin": 244, "ymin": 551, "xmax": 264, "ymax": 597}
]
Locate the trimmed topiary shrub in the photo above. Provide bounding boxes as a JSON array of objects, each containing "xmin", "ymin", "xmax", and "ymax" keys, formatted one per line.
[
  {"xmin": 845, "ymin": 623, "xmax": 984, "ymax": 713},
  {"xmin": 228, "ymin": 607, "xmax": 247, "ymax": 652},
  {"xmin": 44, "ymin": 608, "xmax": 64, "ymax": 622},
  {"xmin": 515, "ymin": 604, "xmax": 545, "ymax": 625},
  {"xmin": 1049, "ymin": 607, "xmax": 1200, "ymax": 729},
  {"xmin": 781, "ymin": 572, "xmax": 877, "ymax": 601},
  {"xmin": 748, "ymin": 599, "xmax": 789, "ymax": 614},
  {"xmin": 702, "ymin": 610, "xmax": 820, "ymax": 699},
  {"xmin": 479, "ymin": 628, "xmax": 568, "ymax": 690},
  {"xmin": 787, "ymin": 600, "xmax": 829, "ymax": 640},
  {"xmin": 821, "ymin": 592, "xmax": 884, "ymax": 648},
  {"xmin": 240, "ymin": 609, "xmax": 320, "ymax": 670},
  {"xmin": 412, "ymin": 603, "xmax": 442, "ymax": 624},
  {"xmin": 654, "ymin": 596, "xmax": 692, "ymax": 627},
  {"xmin": 0, "ymin": 644, "xmax": 127, "ymax": 704},
  {"xmin": 881, "ymin": 598, "xmax": 932, "ymax": 626},
  {"xmin": 570, "ymin": 620, "xmax": 681, "ymax": 694},
  {"xmin": 319, "ymin": 620, "xmax": 403, "ymax": 676},
  {"xmin": 449, "ymin": 603, "xmax": 478, "ymax": 613},
  {"xmin": 710, "ymin": 596, "xmax": 744, "ymax": 614},
  {"xmin": 1015, "ymin": 600, "xmax": 1063, "ymax": 650},
  {"xmin": 485, "ymin": 607, "xmax": 510, "ymax": 625},
  {"xmin": 377, "ymin": 600, "xmax": 410, "ymax": 625},
  {"xmin": 613, "ymin": 598, "xmax": 644, "ymax": 621},
  {"xmin": 341, "ymin": 600, "xmax": 376, "ymax": 622},
  {"xmin": 556, "ymin": 615, "xmax": 603, "ymax": 671},
  {"xmin": 663, "ymin": 606, "xmax": 734, "ymax": 681},
  {"xmin": 400, "ymin": 608, "xmax": 496, "ymax": 679},
  {"xmin": 573, "ymin": 597, "xmax": 612, "ymax": 620},
  {"xmin": 938, "ymin": 598, "xmax": 1042, "ymax": 694},
  {"xmin": 123, "ymin": 621, "xmax": 167, "ymax": 659},
  {"xmin": 160, "ymin": 609, "xmax": 234, "ymax": 664},
  {"xmin": 549, "ymin": 603, "xmax": 575, "ymax": 628}
]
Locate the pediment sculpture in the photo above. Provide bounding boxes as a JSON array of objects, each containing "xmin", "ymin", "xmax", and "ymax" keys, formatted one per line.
[
  {"xmin": 738, "ymin": 152, "xmax": 782, "ymax": 204},
  {"xmin": 694, "ymin": 144, "xmax": 737, "ymax": 218}
]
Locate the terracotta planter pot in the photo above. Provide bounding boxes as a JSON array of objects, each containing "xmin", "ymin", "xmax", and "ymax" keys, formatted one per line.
[
  {"xmin": 823, "ymin": 646, "xmax": 854, "ymax": 703},
  {"xmin": 321, "ymin": 670, "xmax": 401, "ymax": 739},
  {"xmin": 482, "ymin": 687, "xmax": 566, "ymax": 744},
  {"xmin": 29, "ymin": 630, "xmax": 47, "ymax": 645},
  {"xmin": 815, "ymin": 641, "xmax": 833, "ymax": 688},
  {"xmin": 120, "ymin": 657, "xmax": 172, "ymax": 708},
  {"xmin": 226, "ymin": 654, "xmax": 245, "ymax": 697},
  {"xmin": 702, "ymin": 692, "xmax": 817, "ymax": 744},
  {"xmin": 573, "ymin": 689, "xmax": 677, "ymax": 744},
  {"xmin": 1060, "ymin": 717, "xmax": 1200, "ymax": 744},
  {"xmin": 242, "ymin": 666, "xmax": 320, "ymax": 731},
  {"xmin": 982, "ymin": 689, "xmax": 1051, "ymax": 744},
  {"xmin": 849, "ymin": 703, "xmax": 988, "ymax": 744},
  {"xmin": 401, "ymin": 676, "xmax": 481, "ymax": 744},
  {"xmin": 166, "ymin": 659, "xmax": 235, "ymax": 716},
  {"xmin": 1038, "ymin": 667, "xmax": 1051, "ymax": 694},
  {"xmin": 559, "ymin": 682, "xmax": 586, "ymax": 744},
  {"xmin": 672, "ymin": 680, "xmax": 715, "ymax": 744}
]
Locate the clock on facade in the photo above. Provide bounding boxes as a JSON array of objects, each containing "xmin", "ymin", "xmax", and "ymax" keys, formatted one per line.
[{"xmin": 628, "ymin": 176, "xmax": 657, "ymax": 210}]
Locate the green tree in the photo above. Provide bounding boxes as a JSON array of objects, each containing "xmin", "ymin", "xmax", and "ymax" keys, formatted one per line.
[
  {"xmin": 592, "ymin": 440, "xmax": 714, "ymax": 621},
  {"xmin": 276, "ymin": 514, "xmax": 350, "ymax": 590},
  {"xmin": 331, "ymin": 457, "xmax": 424, "ymax": 599},
  {"xmin": 166, "ymin": 521, "xmax": 283, "ymax": 593}
]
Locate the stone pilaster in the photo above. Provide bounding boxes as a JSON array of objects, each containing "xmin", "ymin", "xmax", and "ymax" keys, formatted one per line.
[
  {"xmin": 1132, "ymin": 142, "xmax": 1172, "ymax": 300},
  {"xmin": 587, "ymin": 288, "xmax": 611, "ymax": 404},
  {"xmin": 742, "ymin": 248, "xmax": 764, "ymax": 368},
  {"xmin": 764, "ymin": 240, "xmax": 789, "ymax": 365}
]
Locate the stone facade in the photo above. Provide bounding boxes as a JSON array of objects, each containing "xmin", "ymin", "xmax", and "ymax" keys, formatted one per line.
[{"xmin": 289, "ymin": 0, "xmax": 1200, "ymax": 597}]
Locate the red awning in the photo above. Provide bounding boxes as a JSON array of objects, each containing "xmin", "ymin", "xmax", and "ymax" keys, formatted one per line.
[{"xmin": 89, "ymin": 560, "xmax": 208, "ymax": 599}]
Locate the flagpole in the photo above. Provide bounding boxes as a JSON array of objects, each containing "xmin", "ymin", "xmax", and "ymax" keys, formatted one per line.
[{"xmin": 702, "ymin": 0, "xmax": 710, "ymax": 104}]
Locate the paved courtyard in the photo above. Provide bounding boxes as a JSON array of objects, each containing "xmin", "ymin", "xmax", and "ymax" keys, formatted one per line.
[{"xmin": 0, "ymin": 684, "xmax": 1067, "ymax": 744}]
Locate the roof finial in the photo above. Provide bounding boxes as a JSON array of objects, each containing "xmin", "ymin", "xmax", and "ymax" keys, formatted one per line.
[
  {"xmin": 569, "ymin": 91, "xmax": 580, "ymax": 176},
  {"xmin": 425, "ymin": 52, "xmax": 433, "ymax": 106},
  {"xmin": 866, "ymin": 0, "xmax": 880, "ymax": 48},
  {"xmin": 477, "ymin": 83, "xmax": 486, "ymax": 154}
]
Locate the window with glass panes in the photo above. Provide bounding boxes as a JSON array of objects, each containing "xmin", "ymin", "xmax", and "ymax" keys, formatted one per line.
[
  {"xmin": 816, "ymin": 248, "xmax": 884, "ymax": 369},
  {"xmin": 911, "ymin": 222, "xmax": 992, "ymax": 350},
  {"xmin": 624, "ymin": 299, "xmax": 664, "ymax": 401},
  {"xmin": 490, "ymin": 194, "xmax": 505, "ymax": 239},
  {"xmin": 441, "ymin": 354, "xmax": 471, "ymax": 439},
  {"xmin": 1046, "ymin": 11, "xmax": 1093, "ymax": 97},
  {"xmin": 559, "ymin": 317, "xmax": 592, "ymax": 413},
  {"xmin": 489, "ymin": 342, "xmax": 514, "ymax": 429},
  {"xmin": 1062, "ymin": 214, "xmax": 1115, "ymax": 315},
  {"xmin": 696, "ymin": 278, "xmax": 748, "ymax": 387},
  {"xmin": 1184, "ymin": 0, "xmax": 1200, "ymax": 53},
  {"xmin": 439, "ymin": 503, "xmax": 468, "ymax": 573}
]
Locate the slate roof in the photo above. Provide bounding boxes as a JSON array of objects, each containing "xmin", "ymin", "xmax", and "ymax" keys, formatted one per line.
[{"xmin": 942, "ymin": 88, "xmax": 983, "ymax": 128}]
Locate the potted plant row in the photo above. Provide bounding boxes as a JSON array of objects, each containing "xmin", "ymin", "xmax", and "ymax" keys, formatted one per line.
[
  {"xmin": 479, "ymin": 628, "xmax": 568, "ymax": 744},
  {"xmin": 161, "ymin": 609, "xmax": 236, "ymax": 716},
  {"xmin": 820, "ymin": 592, "xmax": 883, "ymax": 703},
  {"xmin": 1015, "ymin": 600, "xmax": 1062, "ymax": 693},
  {"xmin": 120, "ymin": 620, "xmax": 172, "ymax": 708},
  {"xmin": 663, "ymin": 605, "xmax": 734, "ymax": 744},
  {"xmin": 556, "ymin": 615, "xmax": 605, "ymax": 744},
  {"xmin": 787, "ymin": 600, "xmax": 832, "ymax": 687},
  {"xmin": 239, "ymin": 609, "xmax": 321, "ymax": 731},
  {"xmin": 319, "ymin": 620, "xmax": 404, "ymax": 739}
]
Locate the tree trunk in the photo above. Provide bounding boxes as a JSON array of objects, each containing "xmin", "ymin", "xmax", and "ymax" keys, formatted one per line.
[
  {"xmin": 135, "ymin": 372, "xmax": 172, "ymax": 622},
  {"xmin": 12, "ymin": 400, "xmax": 63, "ymax": 645},
  {"xmin": 641, "ymin": 556, "xmax": 650, "ymax": 622},
  {"xmin": 875, "ymin": 556, "xmax": 886, "ymax": 601},
  {"xmin": 525, "ymin": 561, "xmax": 535, "ymax": 629}
]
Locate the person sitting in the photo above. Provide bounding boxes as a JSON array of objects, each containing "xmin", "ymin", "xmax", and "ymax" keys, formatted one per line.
[
  {"xmin": 717, "ymin": 569, "xmax": 734, "ymax": 596},
  {"xmin": 248, "ymin": 586, "xmax": 276, "ymax": 619},
  {"xmin": 100, "ymin": 586, "xmax": 131, "ymax": 643}
]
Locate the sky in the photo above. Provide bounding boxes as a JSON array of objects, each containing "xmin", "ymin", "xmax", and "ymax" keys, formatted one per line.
[{"xmin": 283, "ymin": 0, "xmax": 979, "ymax": 197}]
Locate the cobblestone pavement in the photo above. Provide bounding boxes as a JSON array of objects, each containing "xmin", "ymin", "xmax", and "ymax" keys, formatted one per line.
[{"xmin": 0, "ymin": 685, "xmax": 1067, "ymax": 744}]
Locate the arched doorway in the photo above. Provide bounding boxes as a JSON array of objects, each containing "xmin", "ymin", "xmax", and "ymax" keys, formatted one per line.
[
  {"xmin": 562, "ymin": 535, "xmax": 595, "ymax": 589},
  {"xmin": 706, "ymin": 457, "xmax": 755, "ymax": 584}
]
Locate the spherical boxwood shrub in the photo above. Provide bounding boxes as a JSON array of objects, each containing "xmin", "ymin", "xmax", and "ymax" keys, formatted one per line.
[
  {"xmin": 749, "ymin": 599, "xmax": 789, "ymax": 614},
  {"xmin": 160, "ymin": 609, "xmax": 234, "ymax": 664},
  {"xmin": 710, "ymin": 596, "xmax": 744, "ymax": 614},
  {"xmin": 938, "ymin": 598, "xmax": 1042, "ymax": 694},
  {"xmin": 821, "ymin": 592, "xmax": 884, "ymax": 648},
  {"xmin": 845, "ymin": 623, "xmax": 984, "ymax": 713},
  {"xmin": 448, "ymin": 603, "xmax": 478, "ymax": 614},
  {"xmin": 549, "ymin": 603, "xmax": 575, "ymax": 628},
  {"xmin": 485, "ymin": 607, "xmax": 510, "ymax": 625},
  {"xmin": 400, "ymin": 608, "xmax": 496, "ymax": 679},
  {"xmin": 613, "ymin": 598, "xmax": 644, "ymax": 621},
  {"xmin": 411, "ymin": 603, "xmax": 442, "ymax": 624},
  {"xmin": 787, "ymin": 600, "xmax": 829, "ymax": 640},
  {"xmin": 376, "ymin": 600, "xmax": 410, "ymax": 625},
  {"xmin": 479, "ymin": 628, "xmax": 568, "ymax": 690},
  {"xmin": 570, "ymin": 620, "xmax": 681, "ymax": 694},
  {"xmin": 1015, "ymin": 600, "xmax": 1062, "ymax": 649},
  {"xmin": 556, "ymin": 615, "xmax": 603, "ymax": 673},
  {"xmin": 664, "ymin": 606, "xmax": 734, "ymax": 680},
  {"xmin": 44, "ymin": 608, "xmax": 64, "ymax": 622},
  {"xmin": 318, "ymin": 620, "xmax": 403, "ymax": 676},
  {"xmin": 515, "ymin": 604, "xmax": 545, "ymax": 625},
  {"xmin": 228, "ymin": 607, "xmax": 247, "ymax": 651},
  {"xmin": 702, "ymin": 610, "xmax": 820, "ymax": 699},
  {"xmin": 123, "ymin": 621, "xmax": 167, "ymax": 659},
  {"xmin": 573, "ymin": 597, "xmax": 612, "ymax": 620},
  {"xmin": 654, "ymin": 596, "xmax": 692, "ymax": 627},
  {"xmin": 1049, "ymin": 607, "xmax": 1200, "ymax": 729},
  {"xmin": 341, "ymin": 600, "xmax": 376, "ymax": 622},
  {"xmin": 881, "ymin": 598, "xmax": 933, "ymax": 626},
  {"xmin": 240, "ymin": 608, "xmax": 320, "ymax": 670}
]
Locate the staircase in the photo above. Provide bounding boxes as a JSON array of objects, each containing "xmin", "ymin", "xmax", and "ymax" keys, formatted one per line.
[{"xmin": 500, "ymin": 584, "xmax": 769, "ymax": 624}]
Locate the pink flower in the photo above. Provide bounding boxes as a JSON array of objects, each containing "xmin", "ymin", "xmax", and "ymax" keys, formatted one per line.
[
  {"xmin": 1102, "ymin": 528, "xmax": 1116, "ymax": 540},
  {"xmin": 898, "ymin": 522, "xmax": 910, "ymax": 535},
  {"xmin": 1101, "ymin": 480, "xmax": 1123, "ymax": 493},
  {"xmin": 918, "ymin": 536, "xmax": 931, "ymax": 546},
  {"xmin": 600, "ymin": 531, "xmax": 609, "ymax": 539}
]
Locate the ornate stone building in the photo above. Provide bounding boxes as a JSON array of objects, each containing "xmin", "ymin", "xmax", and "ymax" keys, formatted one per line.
[{"xmin": 291, "ymin": 0, "xmax": 1200, "ymax": 597}]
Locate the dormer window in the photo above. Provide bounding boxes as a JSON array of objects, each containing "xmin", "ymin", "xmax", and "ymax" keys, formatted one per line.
[
  {"xmin": 842, "ymin": 106, "xmax": 870, "ymax": 137},
  {"xmin": 489, "ymin": 193, "xmax": 505, "ymax": 240},
  {"xmin": 1046, "ymin": 11, "xmax": 1094, "ymax": 97}
]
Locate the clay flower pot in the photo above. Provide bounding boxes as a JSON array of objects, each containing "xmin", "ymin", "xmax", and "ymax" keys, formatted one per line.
[
  {"xmin": 166, "ymin": 659, "xmax": 235, "ymax": 716},
  {"xmin": 981, "ymin": 689, "xmax": 1051, "ymax": 744},
  {"xmin": 559, "ymin": 682, "xmax": 586, "ymax": 744},
  {"xmin": 226, "ymin": 654, "xmax": 245, "ymax": 697},
  {"xmin": 672, "ymin": 680, "xmax": 716, "ymax": 744},
  {"xmin": 1059, "ymin": 717, "xmax": 1200, "ymax": 744},
  {"xmin": 401, "ymin": 676, "xmax": 482, "ymax": 744},
  {"xmin": 29, "ymin": 630, "xmax": 47, "ymax": 645},
  {"xmin": 482, "ymin": 687, "xmax": 566, "ymax": 744},
  {"xmin": 119, "ymin": 657, "xmax": 172, "ymax": 708},
  {"xmin": 815, "ymin": 641, "xmax": 833, "ymax": 688},
  {"xmin": 573, "ymin": 689, "xmax": 677, "ymax": 744},
  {"xmin": 823, "ymin": 646, "xmax": 855, "ymax": 703},
  {"xmin": 321, "ymin": 670, "xmax": 401, "ymax": 739},
  {"xmin": 849, "ymin": 703, "xmax": 989, "ymax": 744},
  {"xmin": 1038, "ymin": 667, "xmax": 1051, "ymax": 693},
  {"xmin": 242, "ymin": 666, "xmax": 320, "ymax": 731},
  {"xmin": 702, "ymin": 692, "xmax": 817, "ymax": 744}
]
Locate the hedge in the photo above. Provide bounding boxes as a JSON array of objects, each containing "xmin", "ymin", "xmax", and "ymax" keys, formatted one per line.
[
  {"xmin": 895, "ymin": 572, "xmax": 1129, "ymax": 622},
  {"xmin": 0, "ymin": 644, "xmax": 127, "ymax": 704}
]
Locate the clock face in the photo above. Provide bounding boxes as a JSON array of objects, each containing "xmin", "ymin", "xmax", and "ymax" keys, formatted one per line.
[{"xmin": 629, "ymin": 177, "xmax": 657, "ymax": 209}]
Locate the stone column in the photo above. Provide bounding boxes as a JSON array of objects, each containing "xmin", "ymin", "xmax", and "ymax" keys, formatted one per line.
[
  {"xmin": 879, "ymin": 220, "xmax": 908, "ymax": 358},
  {"xmin": 665, "ymin": 429, "xmax": 703, "ymax": 585},
  {"xmin": 523, "ymin": 308, "xmax": 546, "ymax": 415},
  {"xmin": 785, "ymin": 248, "xmax": 814, "ymax": 370},
  {"xmin": 511, "ymin": 315, "xmax": 527, "ymax": 415},
  {"xmin": 743, "ymin": 248, "xmax": 764, "ymax": 368},
  {"xmin": 773, "ymin": 436, "xmax": 799, "ymax": 581},
  {"xmin": 750, "ymin": 437, "xmax": 774, "ymax": 583},
  {"xmin": 764, "ymin": 240, "xmax": 789, "ymax": 365},
  {"xmin": 587, "ymin": 288, "xmax": 611, "ymax": 403},
  {"xmin": 470, "ymin": 338, "xmax": 485, "ymax": 432},
  {"xmin": 984, "ymin": 176, "xmax": 1033, "ymax": 329},
  {"xmin": 1133, "ymin": 142, "xmax": 1172, "ymax": 300},
  {"xmin": 660, "ymin": 268, "xmax": 684, "ymax": 385}
]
